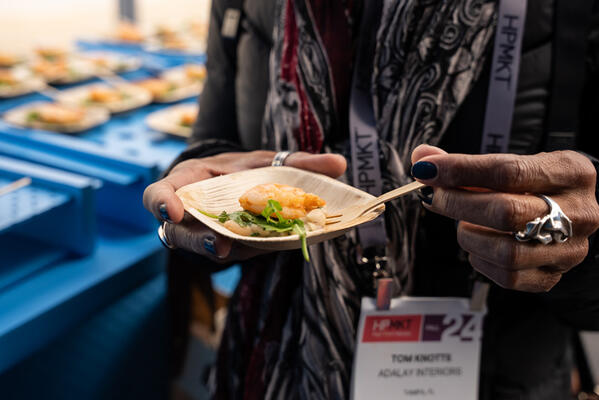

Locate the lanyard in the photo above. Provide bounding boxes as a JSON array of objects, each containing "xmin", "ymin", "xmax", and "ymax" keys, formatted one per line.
[
  {"xmin": 349, "ymin": 0, "xmax": 386, "ymax": 251},
  {"xmin": 350, "ymin": 0, "xmax": 528, "ymax": 238},
  {"xmin": 480, "ymin": 0, "xmax": 528, "ymax": 154}
]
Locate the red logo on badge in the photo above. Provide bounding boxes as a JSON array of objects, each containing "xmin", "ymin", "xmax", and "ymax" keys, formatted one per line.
[{"xmin": 362, "ymin": 315, "xmax": 422, "ymax": 342}]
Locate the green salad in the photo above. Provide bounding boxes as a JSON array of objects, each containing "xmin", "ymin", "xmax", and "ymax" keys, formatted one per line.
[{"xmin": 199, "ymin": 199, "xmax": 310, "ymax": 262}]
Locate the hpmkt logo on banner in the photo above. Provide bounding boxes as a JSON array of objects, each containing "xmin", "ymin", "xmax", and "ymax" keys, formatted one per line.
[{"xmin": 363, "ymin": 314, "xmax": 482, "ymax": 343}]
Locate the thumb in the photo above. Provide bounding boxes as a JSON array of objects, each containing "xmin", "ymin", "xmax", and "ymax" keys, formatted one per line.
[
  {"xmin": 285, "ymin": 152, "xmax": 347, "ymax": 178},
  {"xmin": 411, "ymin": 144, "xmax": 447, "ymax": 164}
]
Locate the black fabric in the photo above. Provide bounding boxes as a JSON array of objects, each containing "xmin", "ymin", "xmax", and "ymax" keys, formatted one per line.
[{"xmin": 544, "ymin": 0, "xmax": 595, "ymax": 151}]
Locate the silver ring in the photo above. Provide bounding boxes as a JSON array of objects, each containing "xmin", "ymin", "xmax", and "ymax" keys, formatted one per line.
[
  {"xmin": 157, "ymin": 221, "xmax": 177, "ymax": 249},
  {"xmin": 271, "ymin": 151, "xmax": 291, "ymax": 167},
  {"xmin": 514, "ymin": 195, "xmax": 573, "ymax": 245}
]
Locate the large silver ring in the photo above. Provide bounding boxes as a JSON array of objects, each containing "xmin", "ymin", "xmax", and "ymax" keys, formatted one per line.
[
  {"xmin": 271, "ymin": 151, "xmax": 291, "ymax": 167},
  {"xmin": 157, "ymin": 221, "xmax": 177, "ymax": 249},
  {"xmin": 514, "ymin": 195, "xmax": 573, "ymax": 245}
]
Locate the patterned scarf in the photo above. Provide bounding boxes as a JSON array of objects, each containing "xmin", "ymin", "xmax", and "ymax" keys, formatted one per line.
[{"xmin": 214, "ymin": 0, "xmax": 498, "ymax": 398}]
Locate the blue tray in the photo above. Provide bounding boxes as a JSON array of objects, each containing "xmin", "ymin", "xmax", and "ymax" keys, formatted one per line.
[{"xmin": 0, "ymin": 68, "xmax": 190, "ymax": 230}]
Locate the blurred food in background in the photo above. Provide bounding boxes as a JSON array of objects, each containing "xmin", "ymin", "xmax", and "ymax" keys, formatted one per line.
[{"xmin": 146, "ymin": 102, "xmax": 198, "ymax": 138}]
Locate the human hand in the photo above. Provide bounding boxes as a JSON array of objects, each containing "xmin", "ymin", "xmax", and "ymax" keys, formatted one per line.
[
  {"xmin": 143, "ymin": 151, "xmax": 347, "ymax": 263},
  {"xmin": 411, "ymin": 144, "xmax": 599, "ymax": 292}
]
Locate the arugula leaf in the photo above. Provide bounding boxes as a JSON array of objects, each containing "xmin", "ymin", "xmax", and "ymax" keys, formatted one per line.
[
  {"xmin": 26, "ymin": 111, "xmax": 41, "ymax": 122},
  {"xmin": 197, "ymin": 209, "xmax": 219, "ymax": 219},
  {"xmin": 292, "ymin": 220, "xmax": 309, "ymax": 262},
  {"xmin": 198, "ymin": 199, "xmax": 311, "ymax": 262}
]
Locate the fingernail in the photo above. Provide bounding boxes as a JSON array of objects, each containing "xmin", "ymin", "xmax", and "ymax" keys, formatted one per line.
[
  {"xmin": 411, "ymin": 161, "xmax": 438, "ymax": 180},
  {"xmin": 203, "ymin": 235, "xmax": 217, "ymax": 255},
  {"xmin": 417, "ymin": 186, "xmax": 434, "ymax": 205},
  {"xmin": 159, "ymin": 204, "xmax": 172, "ymax": 223}
]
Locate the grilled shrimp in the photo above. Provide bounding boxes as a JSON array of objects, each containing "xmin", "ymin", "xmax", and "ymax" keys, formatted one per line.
[{"xmin": 239, "ymin": 183, "xmax": 325, "ymax": 219}]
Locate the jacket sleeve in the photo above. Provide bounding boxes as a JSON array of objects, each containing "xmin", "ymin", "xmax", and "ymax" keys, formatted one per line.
[
  {"xmin": 545, "ymin": 3, "xmax": 599, "ymax": 331},
  {"xmin": 538, "ymin": 154, "xmax": 598, "ymax": 332},
  {"xmin": 190, "ymin": 0, "xmax": 241, "ymax": 145}
]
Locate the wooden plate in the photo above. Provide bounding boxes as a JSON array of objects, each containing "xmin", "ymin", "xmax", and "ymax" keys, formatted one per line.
[
  {"xmin": 78, "ymin": 51, "xmax": 142, "ymax": 73},
  {"xmin": 145, "ymin": 103, "xmax": 197, "ymax": 138},
  {"xmin": 176, "ymin": 166, "xmax": 384, "ymax": 251},
  {"xmin": 56, "ymin": 83, "xmax": 152, "ymax": 113},
  {"xmin": 3, "ymin": 101, "xmax": 110, "ymax": 133},
  {"xmin": 0, "ymin": 68, "xmax": 46, "ymax": 98}
]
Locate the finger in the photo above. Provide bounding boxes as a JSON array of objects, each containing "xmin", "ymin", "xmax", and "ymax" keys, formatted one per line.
[
  {"xmin": 165, "ymin": 215, "xmax": 267, "ymax": 262},
  {"xmin": 143, "ymin": 160, "xmax": 212, "ymax": 223},
  {"xmin": 427, "ymin": 189, "xmax": 549, "ymax": 232},
  {"xmin": 411, "ymin": 144, "xmax": 447, "ymax": 164},
  {"xmin": 469, "ymin": 254, "xmax": 563, "ymax": 293},
  {"xmin": 457, "ymin": 221, "xmax": 588, "ymax": 271},
  {"xmin": 411, "ymin": 149, "xmax": 595, "ymax": 193},
  {"xmin": 285, "ymin": 152, "xmax": 347, "ymax": 178}
]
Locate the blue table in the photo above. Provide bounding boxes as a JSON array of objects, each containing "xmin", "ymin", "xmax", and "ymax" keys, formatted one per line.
[{"xmin": 0, "ymin": 46, "xmax": 240, "ymax": 397}]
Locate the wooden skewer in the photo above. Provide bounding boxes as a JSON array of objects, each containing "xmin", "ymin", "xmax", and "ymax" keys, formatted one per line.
[
  {"xmin": 325, "ymin": 181, "xmax": 426, "ymax": 224},
  {"xmin": 0, "ymin": 177, "xmax": 32, "ymax": 198}
]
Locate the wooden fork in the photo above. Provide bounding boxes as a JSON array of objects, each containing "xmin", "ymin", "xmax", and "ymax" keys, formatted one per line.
[{"xmin": 325, "ymin": 181, "xmax": 426, "ymax": 225}]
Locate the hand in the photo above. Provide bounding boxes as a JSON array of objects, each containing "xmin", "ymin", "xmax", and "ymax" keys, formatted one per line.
[
  {"xmin": 143, "ymin": 151, "xmax": 347, "ymax": 263},
  {"xmin": 411, "ymin": 145, "xmax": 599, "ymax": 292}
]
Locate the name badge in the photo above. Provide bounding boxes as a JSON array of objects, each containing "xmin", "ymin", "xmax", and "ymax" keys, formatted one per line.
[{"xmin": 351, "ymin": 297, "xmax": 486, "ymax": 400}]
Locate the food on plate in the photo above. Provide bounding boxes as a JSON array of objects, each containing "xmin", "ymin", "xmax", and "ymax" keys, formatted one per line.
[
  {"xmin": 116, "ymin": 21, "xmax": 144, "ymax": 42},
  {"xmin": 180, "ymin": 110, "xmax": 196, "ymax": 127},
  {"xmin": 26, "ymin": 103, "xmax": 86, "ymax": 125},
  {"xmin": 4, "ymin": 101, "xmax": 109, "ymax": 133},
  {"xmin": 188, "ymin": 21, "xmax": 208, "ymax": 40},
  {"xmin": 155, "ymin": 26, "xmax": 188, "ymax": 50},
  {"xmin": 145, "ymin": 103, "xmax": 198, "ymax": 137},
  {"xmin": 0, "ymin": 52, "xmax": 21, "ymax": 68},
  {"xmin": 0, "ymin": 69, "xmax": 17, "ymax": 86},
  {"xmin": 200, "ymin": 184, "xmax": 327, "ymax": 261},
  {"xmin": 162, "ymin": 35, "xmax": 188, "ymax": 50},
  {"xmin": 30, "ymin": 57, "xmax": 95, "ymax": 84},
  {"xmin": 83, "ymin": 53, "xmax": 138, "ymax": 73},
  {"xmin": 135, "ymin": 78, "xmax": 179, "ymax": 101},
  {"xmin": 240, "ymin": 184, "xmax": 326, "ymax": 220},
  {"xmin": 35, "ymin": 47, "xmax": 68, "ymax": 62},
  {"xmin": 86, "ymin": 86, "xmax": 129, "ymax": 104},
  {"xmin": 0, "ymin": 67, "xmax": 46, "ymax": 97},
  {"xmin": 56, "ymin": 83, "xmax": 152, "ymax": 114},
  {"xmin": 184, "ymin": 64, "xmax": 206, "ymax": 81},
  {"xmin": 31, "ymin": 59, "xmax": 68, "ymax": 80}
]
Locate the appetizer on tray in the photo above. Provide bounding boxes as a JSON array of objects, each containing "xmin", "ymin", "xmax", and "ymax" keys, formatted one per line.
[
  {"xmin": 56, "ymin": 83, "xmax": 152, "ymax": 113},
  {"xmin": 0, "ymin": 67, "xmax": 46, "ymax": 98},
  {"xmin": 115, "ymin": 21, "xmax": 145, "ymax": 43},
  {"xmin": 0, "ymin": 52, "xmax": 25, "ymax": 68},
  {"xmin": 145, "ymin": 26, "xmax": 205, "ymax": 54},
  {"xmin": 176, "ymin": 166, "xmax": 383, "ymax": 256},
  {"xmin": 30, "ymin": 57, "xmax": 96, "ymax": 85},
  {"xmin": 135, "ymin": 75, "xmax": 201, "ymax": 103},
  {"xmin": 35, "ymin": 47, "xmax": 69, "ymax": 62},
  {"xmin": 80, "ymin": 52, "xmax": 142, "ymax": 74},
  {"xmin": 4, "ymin": 101, "xmax": 109, "ymax": 133},
  {"xmin": 145, "ymin": 103, "xmax": 198, "ymax": 138},
  {"xmin": 162, "ymin": 64, "xmax": 206, "ymax": 85}
]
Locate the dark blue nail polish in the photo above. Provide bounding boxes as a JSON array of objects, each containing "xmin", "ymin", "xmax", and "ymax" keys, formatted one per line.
[
  {"xmin": 411, "ymin": 161, "xmax": 438, "ymax": 180},
  {"xmin": 159, "ymin": 204, "xmax": 172, "ymax": 223},
  {"xmin": 417, "ymin": 186, "xmax": 434, "ymax": 205},
  {"xmin": 204, "ymin": 235, "xmax": 216, "ymax": 255}
]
